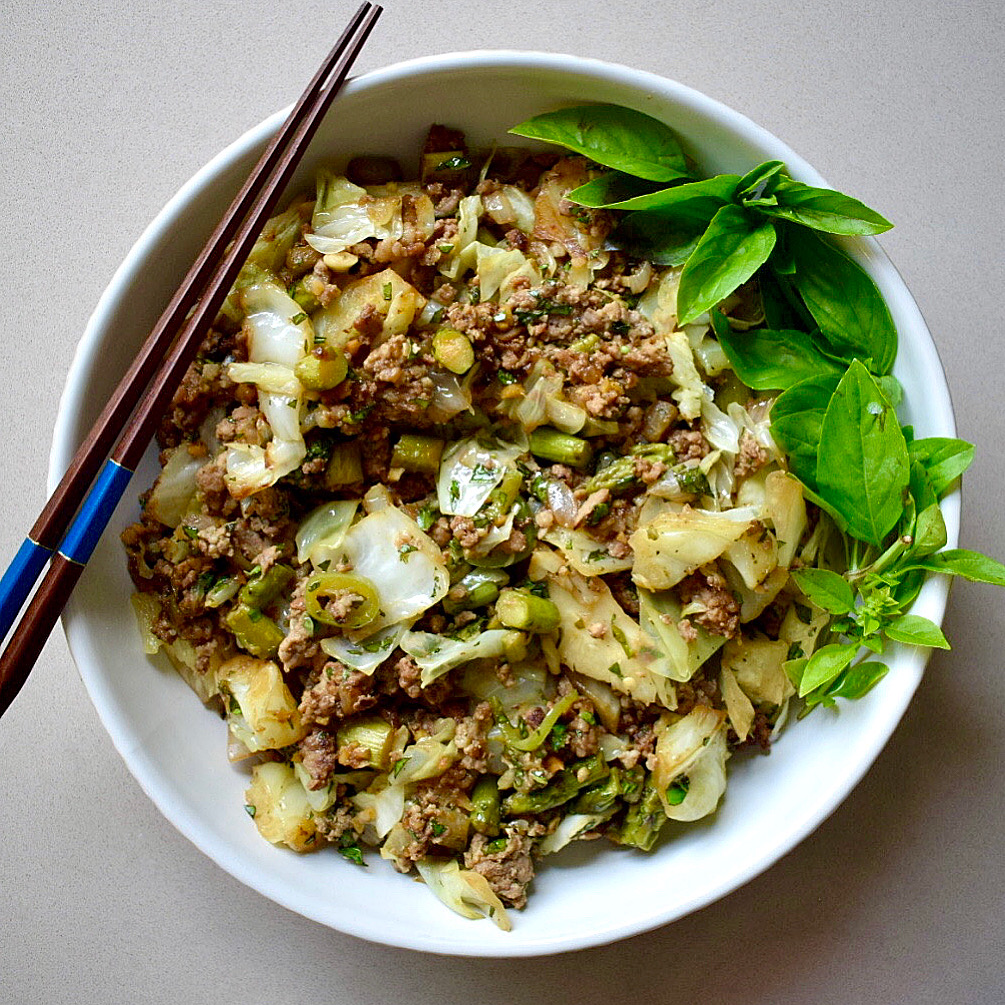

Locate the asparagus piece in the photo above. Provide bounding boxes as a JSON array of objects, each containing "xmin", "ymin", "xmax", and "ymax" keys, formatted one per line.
[
  {"xmin": 391, "ymin": 434, "xmax": 444, "ymax": 475},
  {"xmin": 294, "ymin": 348, "xmax": 349, "ymax": 391},
  {"xmin": 441, "ymin": 568, "xmax": 509, "ymax": 615},
  {"xmin": 432, "ymin": 327, "xmax": 475, "ymax": 374},
  {"xmin": 325, "ymin": 442, "xmax": 363, "ymax": 487},
  {"xmin": 239, "ymin": 563, "xmax": 294, "ymax": 610},
  {"xmin": 224, "ymin": 605, "xmax": 285, "ymax": 659},
  {"xmin": 609, "ymin": 773, "xmax": 667, "ymax": 851},
  {"xmin": 469, "ymin": 776, "xmax": 502, "ymax": 836},
  {"xmin": 336, "ymin": 716, "xmax": 395, "ymax": 770},
  {"xmin": 528, "ymin": 427, "xmax": 593, "ymax": 469},
  {"xmin": 502, "ymin": 754, "xmax": 609, "ymax": 815},
  {"xmin": 495, "ymin": 588, "xmax": 561, "ymax": 633}
]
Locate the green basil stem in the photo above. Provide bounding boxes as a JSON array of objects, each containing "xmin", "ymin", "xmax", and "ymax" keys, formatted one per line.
[
  {"xmin": 528, "ymin": 427, "xmax": 593, "ymax": 469},
  {"xmin": 495, "ymin": 588, "xmax": 561, "ymax": 633}
]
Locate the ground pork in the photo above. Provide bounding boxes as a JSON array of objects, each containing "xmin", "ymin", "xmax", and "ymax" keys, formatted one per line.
[
  {"xmin": 463, "ymin": 828, "xmax": 538, "ymax": 909},
  {"xmin": 299, "ymin": 662, "xmax": 378, "ymax": 727},
  {"xmin": 677, "ymin": 566, "xmax": 741, "ymax": 638}
]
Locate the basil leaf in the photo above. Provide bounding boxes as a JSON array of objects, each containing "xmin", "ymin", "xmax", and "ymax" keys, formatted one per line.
[
  {"xmin": 825, "ymin": 661, "xmax": 889, "ymax": 700},
  {"xmin": 565, "ymin": 171, "xmax": 667, "ymax": 208},
  {"xmin": 735, "ymin": 160, "xmax": 786, "ymax": 200},
  {"xmin": 816, "ymin": 361, "xmax": 910, "ymax": 546},
  {"xmin": 571, "ymin": 173, "xmax": 740, "ymax": 212},
  {"xmin": 884, "ymin": 614, "xmax": 950, "ymax": 649},
  {"xmin": 912, "ymin": 503, "xmax": 947, "ymax": 557},
  {"xmin": 799, "ymin": 643, "xmax": 858, "ymax": 696},
  {"xmin": 789, "ymin": 228, "xmax": 897, "ymax": 374},
  {"xmin": 876, "ymin": 374, "xmax": 904, "ymax": 408},
  {"xmin": 759, "ymin": 269, "xmax": 812, "ymax": 331},
  {"xmin": 907, "ymin": 437, "xmax": 975, "ymax": 497},
  {"xmin": 677, "ymin": 205, "xmax": 777, "ymax": 324},
  {"xmin": 712, "ymin": 316, "xmax": 844, "ymax": 391},
  {"xmin": 790, "ymin": 568, "xmax": 855, "ymax": 614},
  {"xmin": 769, "ymin": 373, "xmax": 842, "ymax": 489},
  {"xmin": 609, "ymin": 211, "xmax": 707, "ymax": 266},
  {"xmin": 908, "ymin": 549, "xmax": 1005, "ymax": 587},
  {"xmin": 509, "ymin": 104, "xmax": 688, "ymax": 181},
  {"xmin": 755, "ymin": 179, "xmax": 893, "ymax": 235}
]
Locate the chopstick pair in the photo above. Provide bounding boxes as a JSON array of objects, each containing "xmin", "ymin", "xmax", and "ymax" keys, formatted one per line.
[{"xmin": 0, "ymin": 2, "xmax": 383, "ymax": 718}]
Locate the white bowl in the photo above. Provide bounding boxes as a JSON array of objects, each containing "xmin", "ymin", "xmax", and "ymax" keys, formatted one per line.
[{"xmin": 51, "ymin": 51, "xmax": 958, "ymax": 956}]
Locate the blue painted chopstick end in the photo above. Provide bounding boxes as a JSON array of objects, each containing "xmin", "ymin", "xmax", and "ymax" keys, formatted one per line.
[
  {"xmin": 59, "ymin": 459, "xmax": 134, "ymax": 567},
  {"xmin": 0, "ymin": 538, "xmax": 52, "ymax": 640}
]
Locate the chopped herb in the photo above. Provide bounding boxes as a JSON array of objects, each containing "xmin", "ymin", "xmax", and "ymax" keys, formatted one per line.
[
  {"xmin": 317, "ymin": 559, "xmax": 331, "ymax": 572},
  {"xmin": 438, "ymin": 243, "xmax": 454, "ymax": 254},
  {"xmin": 580, "ymin": 710, "xmax": 597, "ymax": 726},
  {"xmin": 391, "ymin": 757, "xmax": 409, "ymax": 779},
  {"xmin": 610, "ymin": 617, "xmax": 634, "ymax": 657},
  {"xmin": 549, "ymin": 722, "xmax": 568, "ymax": 749},
  {"xmin": 398, "ymin": 543, "xmax": 418, "ymax": 559},
  {"xmin": 585, "ymin": 549, "xmax": 607, "ymax": 563},
  {"xmin": 486, "ymin": 837, "xmax": 509, "ymax": 854},
  {"xmin": 608, "ymin": 662, "xmax": 623, "ymax": 677},
  {"xmin": 349, "ymin": 403, "xmax": 374, "ymax": 424},
  {"xmin": 666, "ymin": 777, "xmax": 690, "ymax": 805},
  {"xmin": 417, "ymin": 503, "xmax": 438, "ymax": 531},
  {"xmin": 244, "ymin": 803, "xmax": 256, "ymax": 818},
  {"xmin": 382, "ymin": 282, "xmax": 392, "ymax": 301},
  {"xmin": 436, "ymin": 155, "xmax": 472, "ymax": 171},
  {"xmin": 182, "ymin": 525, "xmax": 199, "ymax": 539},
  {"xmin": 787, "ymin": 642, "xmax": 805, "ymax": 660},
  {"xmin": 610, "ymin": 320, "xmax": 630, "ymax": 335},
  {"xmin": 290, "ymin": 311, "xmax": 308, "ymax": 325},
  {"xmin": 794, "ymin": 602, "xmax": 813, "ymax": 625},
  {"xmin": 449, "ymin": 479, "xmax": 461, "ymax": 506},
  {"xmin": 338, "ymin": 843, "xmax": 367, "ymax": 867},
  {"xmin": 497, "ymin": 369, "xmax": 518, "ymax": 385},
  {"xmin": 431, "ymin": 822, "xmax": 447, "ymax": 838}
]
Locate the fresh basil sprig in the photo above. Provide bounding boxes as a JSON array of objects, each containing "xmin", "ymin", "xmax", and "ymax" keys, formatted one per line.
[
  {"xmin": 509, "ymin": 102, "xmax": 1005, "ymax": 714},
  {"xmin": 511, "ymin": 103, "xmax": 893, "ymax": 355}
]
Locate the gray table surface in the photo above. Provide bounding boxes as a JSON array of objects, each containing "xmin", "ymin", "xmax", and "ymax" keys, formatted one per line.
[{"xmin": 2, "ymin": 2, "xmax": 1003, "ymax": 1002}]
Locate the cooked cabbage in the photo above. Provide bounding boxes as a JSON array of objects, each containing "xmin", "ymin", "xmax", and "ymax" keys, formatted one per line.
[
  {"xmin": 401, "ymin": 629, "xmax": 526, "ymax": 687},
  {"xmin": 245, "ymin": 761, "xmax": 319, "ymax": 852},
  {"xmin": 415, "ymin": 858, "xmax": 511, "ymax": 930},
  {"xmin": 147, "ymin": 446, "xmax": 204, "ymax": 528},
  {"xmin": 651, "ymin": 707, "xmax": 728, "ymax": 819},
  {"xmin": 218, "ymin": 655, "xmax": 308, "ymax": 752},
  {"xmin": 339, "ymin": 505, "xmax": 450, "ymax": 634},
  {"xmin": 436, "ymin": 436, "xmax": 523, "ymax": 517}
]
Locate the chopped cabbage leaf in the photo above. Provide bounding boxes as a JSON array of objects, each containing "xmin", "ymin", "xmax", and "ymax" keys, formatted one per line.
[
  {"xmin": 246, "ymin": 761, "xmax": 319, "ymax": 852},
  {"xmin": 415, "ymin": 858, "xmax": 511, "ymax": 930},
  {"xmin": 436, "ymin": 436, "xmax": 523, "ymax": 517},
  {"xmin": 651, "ymin": 707, "xmax": 727, "ymax": 818},
  {"xmin": 218, "ymin": 655, "xmax": 308, "ymax": 752},
  {"xmin": 401, "ymin": 629, "xmax": 526, "ymax": 687},
  {"xmin": 540, "ymin": 525, "xmax": 633, "ymax": 577},
  {"xmin": 339, "ymin": 505, "xmax": 449, "ymax": 634},
  {"xmin": 295, "ymin": 499, "xmax": 359, "ymax": 566},
  {"xmin": 148, "ymin": 446, "xmax": 203, "ymax": 528},
  {"xmin": 629, "ymin": 508, "xmax": 756, "ymax": 590},
  {"xmin": 637, "ymin": 587, "xmax": 727, "ymax": 683},
  {"xmin": 320, "ymin": 622, "xmax": 411, "ymax": 676},
  {"xmin": 530, "ymin": 547, "xmax": 669, "ymax": 705}
]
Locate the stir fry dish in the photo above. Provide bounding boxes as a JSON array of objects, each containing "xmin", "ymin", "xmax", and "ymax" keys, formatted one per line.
[{"xmin": 122, "ymin": 105, "xmax": 1003, "ymax": 928}]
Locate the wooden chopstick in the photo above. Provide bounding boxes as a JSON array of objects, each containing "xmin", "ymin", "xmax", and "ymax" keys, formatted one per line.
[{"xmin": 0, "ymin": 2, "xmax": 382, "ymax": 718}]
